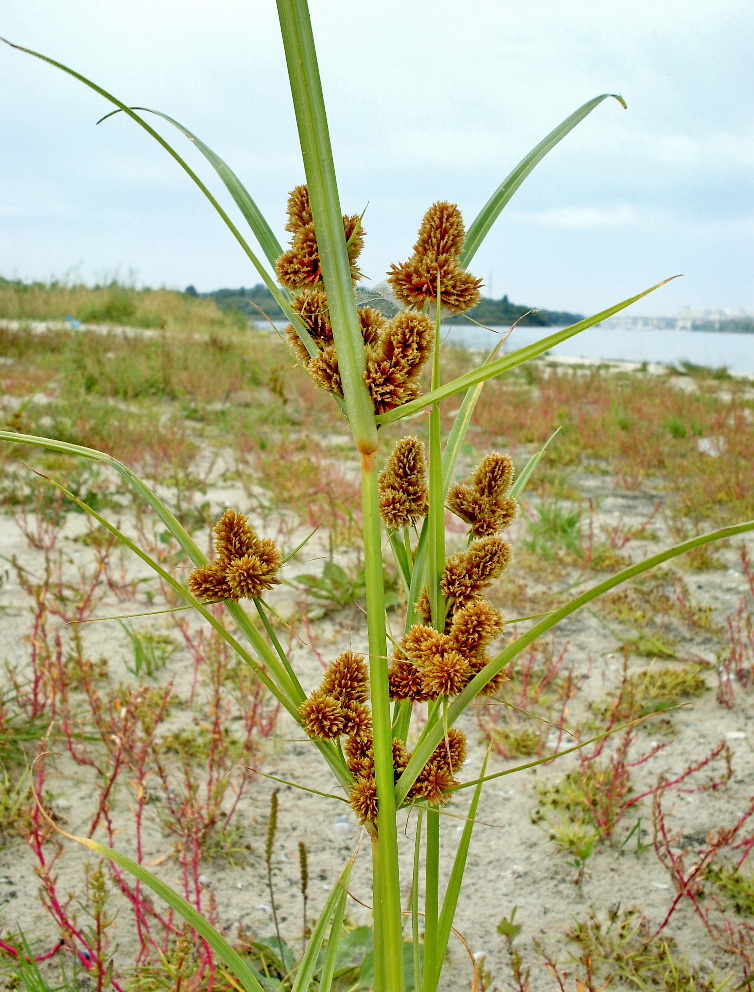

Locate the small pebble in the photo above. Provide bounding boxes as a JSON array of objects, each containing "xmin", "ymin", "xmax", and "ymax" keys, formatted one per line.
[{"xmin": 333, "ymin": 814, "xmax": 352, "ymax": 834}]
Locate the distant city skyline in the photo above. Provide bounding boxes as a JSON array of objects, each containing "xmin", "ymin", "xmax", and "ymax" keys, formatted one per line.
[{"xmin": 2, "ymin": 0, "xmax": 752, "ymax": 317}]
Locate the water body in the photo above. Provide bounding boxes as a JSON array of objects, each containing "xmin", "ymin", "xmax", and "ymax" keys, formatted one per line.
[{"xmin": 445, "ymin": 323, "xmax": 754, "ymax": 375}]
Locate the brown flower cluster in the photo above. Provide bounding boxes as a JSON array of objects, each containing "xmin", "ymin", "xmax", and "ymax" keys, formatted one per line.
[
  {"xmin": 447, "ymin": 453, "xmax": 518, "ymax": 538},
  {"xmin": 187, "ymin": 509, "xmax": 281, "ymax": 602},
  {"xmin": 299, "ymin": 650, "xmax": 371, "ymax": 741},
  {"xmin": 387, "ymin": 201, "xmax": 482, "ymax": 313},
  {"xmin": 276, "ymin": 185, "xmax": 364, "ymax": 290},
  {"xmin": 299, "ymin": 649, "xmax": 467, "ymax": 822},
  {"xmin": 389, "ymin": 595, "xmax": 508, "ymax": 701},
  {"xmin": 378, "ymin": 436, "xmax": 429, "ymax": 529},
  {"xmin": 408, "ymin": 728, "xmax": 467, "ymax": 804},
  {"xmin": 389, "ymin": 528, "xmax": 512, "ymax": 700},
  {"xmin": 277, "ymin": 186, "xmax": 434, "ymax": 414}
]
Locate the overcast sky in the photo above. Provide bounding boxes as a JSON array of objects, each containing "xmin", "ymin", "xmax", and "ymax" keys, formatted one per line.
[{"xmin": 2, "ymin": 0, "xmax": 752, "ymax": 316}]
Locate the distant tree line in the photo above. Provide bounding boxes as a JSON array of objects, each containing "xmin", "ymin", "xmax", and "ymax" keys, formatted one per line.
[{"xmin": 185, "ymin": 284, "xmax": 584, "ymax": 328}]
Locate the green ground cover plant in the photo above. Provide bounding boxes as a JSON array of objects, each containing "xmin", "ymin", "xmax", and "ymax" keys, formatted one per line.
[{"xmin": 3, "ymin": 3, "xmax": 754, "ymax": 991}]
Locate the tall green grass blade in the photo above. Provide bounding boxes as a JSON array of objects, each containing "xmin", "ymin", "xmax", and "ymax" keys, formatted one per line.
[
  {"xmin": 253, "ymin": 598, "xmax": 306, "ymax": 701},
  {"xmin": 1, "ymin": 430, "xmax": 307, "ymax": 709},
  {"xmin": 441, "ymin": 337, "xmax": 505, "ymax": 492},
  {"xmin": 316, "ymin": 868, "xmax": 351, "ymax": 992},
  {"xmin": 509, "ymin": 427, "xmax": 561, "ymax": 499},
  {"xmin": 28, "ymin": 468, "xmax": 299, "ymax": 714},
  {"xmin": 461, "ymin": 93, "xmax": 626, "ymax": 266},
  {"xmin": 98, "ymin": 106, "xmax": 283, "ymax": 269},
  {"xmin": 429, "ymin": 749, "xmax": 490, "ymax": 992},
  {"xmin": 428, "ymin": 304, "xmax": 446, "ymax": 630},
  {"xmin": 405, "ymin": 523, "xmax": 429, "ymax": 632},
  {"xmin": 412, "ymin": 808, "xmax": 424, "ymax": 991},
  {"xmin": 388, "ymin": 531, "xmax": 412, "ymax": 593},
  {"xmin": 0, "ymin": 40, "xmax": 309, "ymax": 339},
  {"xmin": 60, "ymin": 832, "xmax": 266, "ymax": 992},
  {"xmin": 422, "ymin": 807, "xmax": 441, "ymax": 992},
  {"xmin": 359, "ymin": 454, "xmax": 404, "ymax": 991},
  {"xmin": 291, "ymin": 859, "xmax": 352, "ymax": 992},
  {"xmin": 451, "ymin": 717, "xmax": 648, "ymax": 792},
  {"xmin": 276, "ymin": 0, "xmax": 377, "ymax": 452},
  {"xmin": 376, "ymin": 276, "xmax": 678, "ymax": 425},
  {"xmin": 396, "ymin": 517, "xmax": 754, "ymax": 803}
]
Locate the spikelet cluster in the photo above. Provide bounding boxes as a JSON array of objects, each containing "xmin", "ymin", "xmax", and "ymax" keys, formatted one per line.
[
  {"xmin": 299, "ymin": 650, "xmax": 467, "ymax": 821},
  {"xmin": 277, "ymin": 186, "xmax": 434, "ymax": 414},
  {"xmin": 389, "ymin": 526, "xmax": 513, "ymax": 700},
  {"xmin": 407, "ymin": 728, "xmax": 467, "ymax": 804},
  {"xmin": 387, "ymin": 202, "xmax": 482, "ymax": 313},
  {"xmin": 447, "ymin": 453, "xmax": 518, "ymax": 538},
  {"xmin": 378, "ymin": 436, "xmax": 429, "ymax": 529},
  {"xmin": 389, "ymin": 595, "xmax": 508, "ymax": 701},
  {"xmin": 188, "ymin": 509, "xmax": 281, "ymax": 602},
  {"xmin": 276, "ymin": 185, "xmax": 364, "ymax": 290}
]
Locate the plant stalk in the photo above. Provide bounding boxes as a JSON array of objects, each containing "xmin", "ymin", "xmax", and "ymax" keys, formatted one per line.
[
  {"xmin": 276, "ymin": 0, "xmax": 377, "ymax": 454},
  {"xmin": 361, "ymin": 451, "xmax": 404, "ymax": 992}
]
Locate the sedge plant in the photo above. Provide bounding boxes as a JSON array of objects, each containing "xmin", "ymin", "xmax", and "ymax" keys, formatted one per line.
[{"xmin": 4, "ymin": 3, "xmax": 754, "ymax": 991}]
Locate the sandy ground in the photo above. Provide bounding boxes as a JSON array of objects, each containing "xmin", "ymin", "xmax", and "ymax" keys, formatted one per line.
[{"xmin": 1, "ymin": 420, "xmax": 753, "ymax": 991}]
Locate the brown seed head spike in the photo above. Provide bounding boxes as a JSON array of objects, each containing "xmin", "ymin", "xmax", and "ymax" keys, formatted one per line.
[
  {"xmin": 400, "ymin": 624, "xmax": 447, "ymax": 666},
  {"xmin": 441, "ymin": 536, "xmax": 512, "ymax": 609},
  {"xmin": 473, "ymin": 453, "xmax": 515, "ymax": 499},
  {"xmin": 358, "ymin": 306, "xmax": 387, "ymax": 347},
  {"xmin": 350, "ymin": 777, "xmax": 379, "ymax": 824},
  {"xmin": 276, "ymin": 224, "xmax": 322, "ymax": 291},
  {"xmin": 388, "ymin": 658, "xmax": 430, "ymax": 702},
  {"xmin": 299, "ymin": 691, "xmax": 345, "ymax": 740},
  {"xmin": 285, "ymin": 324, "xmax": 313, "ymax": 366},
  {"xmin": 188, "ymin": 564, "xmax": 234, "ymax": 603},
  {"xmin": 447, "ymin": 453, "xmax": 518, "ymax": 538},
  {"xmin": 308, "ymin": 345, "xmax": 343, "ymax": 397},
  {"xmin": 408, "ymin": 763, "xmax": 455, "ymax": 805},
  {"xmin": 344, "ymin": 731, "xmax": 373, "ymax": 768},
  {"xmin": 321, "ymin": 651, "xmax": 369, "ymax": 705},
  {"xmin": 285, "ymin": 185, "xmax": 313, "ymax": 232},
  {"xmin": 448, "ymin": 599, "xmax": 505, "ymax": 655},
  {"xmin": 214, "ymin": 509, "xmax": 258, "ymax": 562},
  {"xmin": 415, "ymin": 201, "xmax": 466, "ymax": 259},
  {"xmin": 225, "ymin": 549, "xmax": 282, "ymax": 599},
  {"xmin": 341, "ymin": 702, "xmax": 372, "ymax": 738},
  {"xmin": 419, "ymin": 649, "xmax": 470, "ymax": 698},
  {"xmin": 386, "ymin": 201, "xmax": 482, "ymax": 314},
  {"xmin": 293, "ymin": 289, "xmax": 333, "ymax": 346},
  {"xmin": 364, "ymin": 311, "xmax": 434, "ymax": 414},
  {"xmin": 435, "ymin": 728, "xmax": 467, "ymax": 774},
  {"xmin": 378, "ymin": 436, "xmax": 429, "ymax": 529},
  {"xmin": 277, "ymin": 186, "xmax": 366, "ymax": 291}
]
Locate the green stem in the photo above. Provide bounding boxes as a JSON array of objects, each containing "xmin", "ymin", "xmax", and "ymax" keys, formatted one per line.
[
  {"xmin": 428, "ymin": 305, "xmax": 446, "ymax": 631},
  {"xmin": 371, "ymin": 830, "xmax": 385, "ymax": 992},
  {"xmin": 276, "ymin": 0, "xmax": 377, "ymax": 453},
  {"xmin": 422, "ymin": 808, "xmax": 440, "ymax": 991},
  {"xmin": 412, "ymin": 808, "xmax": 424, "ymax": 990},
  {"xmin": 361, "ymin": 453, "xmax": 404, "ymax": 992},
  {"xmin": 253, "ymin": 598, "xmax": 306, "ymax": 701}
]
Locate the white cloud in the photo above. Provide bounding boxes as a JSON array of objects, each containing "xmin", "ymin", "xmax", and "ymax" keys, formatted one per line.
[{"xmin": 514, "ymin": 204, "xmax": 643, "ymax": 229}]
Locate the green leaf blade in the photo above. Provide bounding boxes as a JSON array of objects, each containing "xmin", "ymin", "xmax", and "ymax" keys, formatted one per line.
[
  {"xmin": 461, "ymin": 93, "xmax": 626, "ymax": 266},
  {"xmin": 74, "ymin": 837, "xmax": 267, "ymax": 992},
  {"xmin": 99, "ymin": 106, "xmax": 283, "ymax": 268},
  {"xmin": 376, "ymin": 275, "xmax": 679, "ymax": 425}
]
